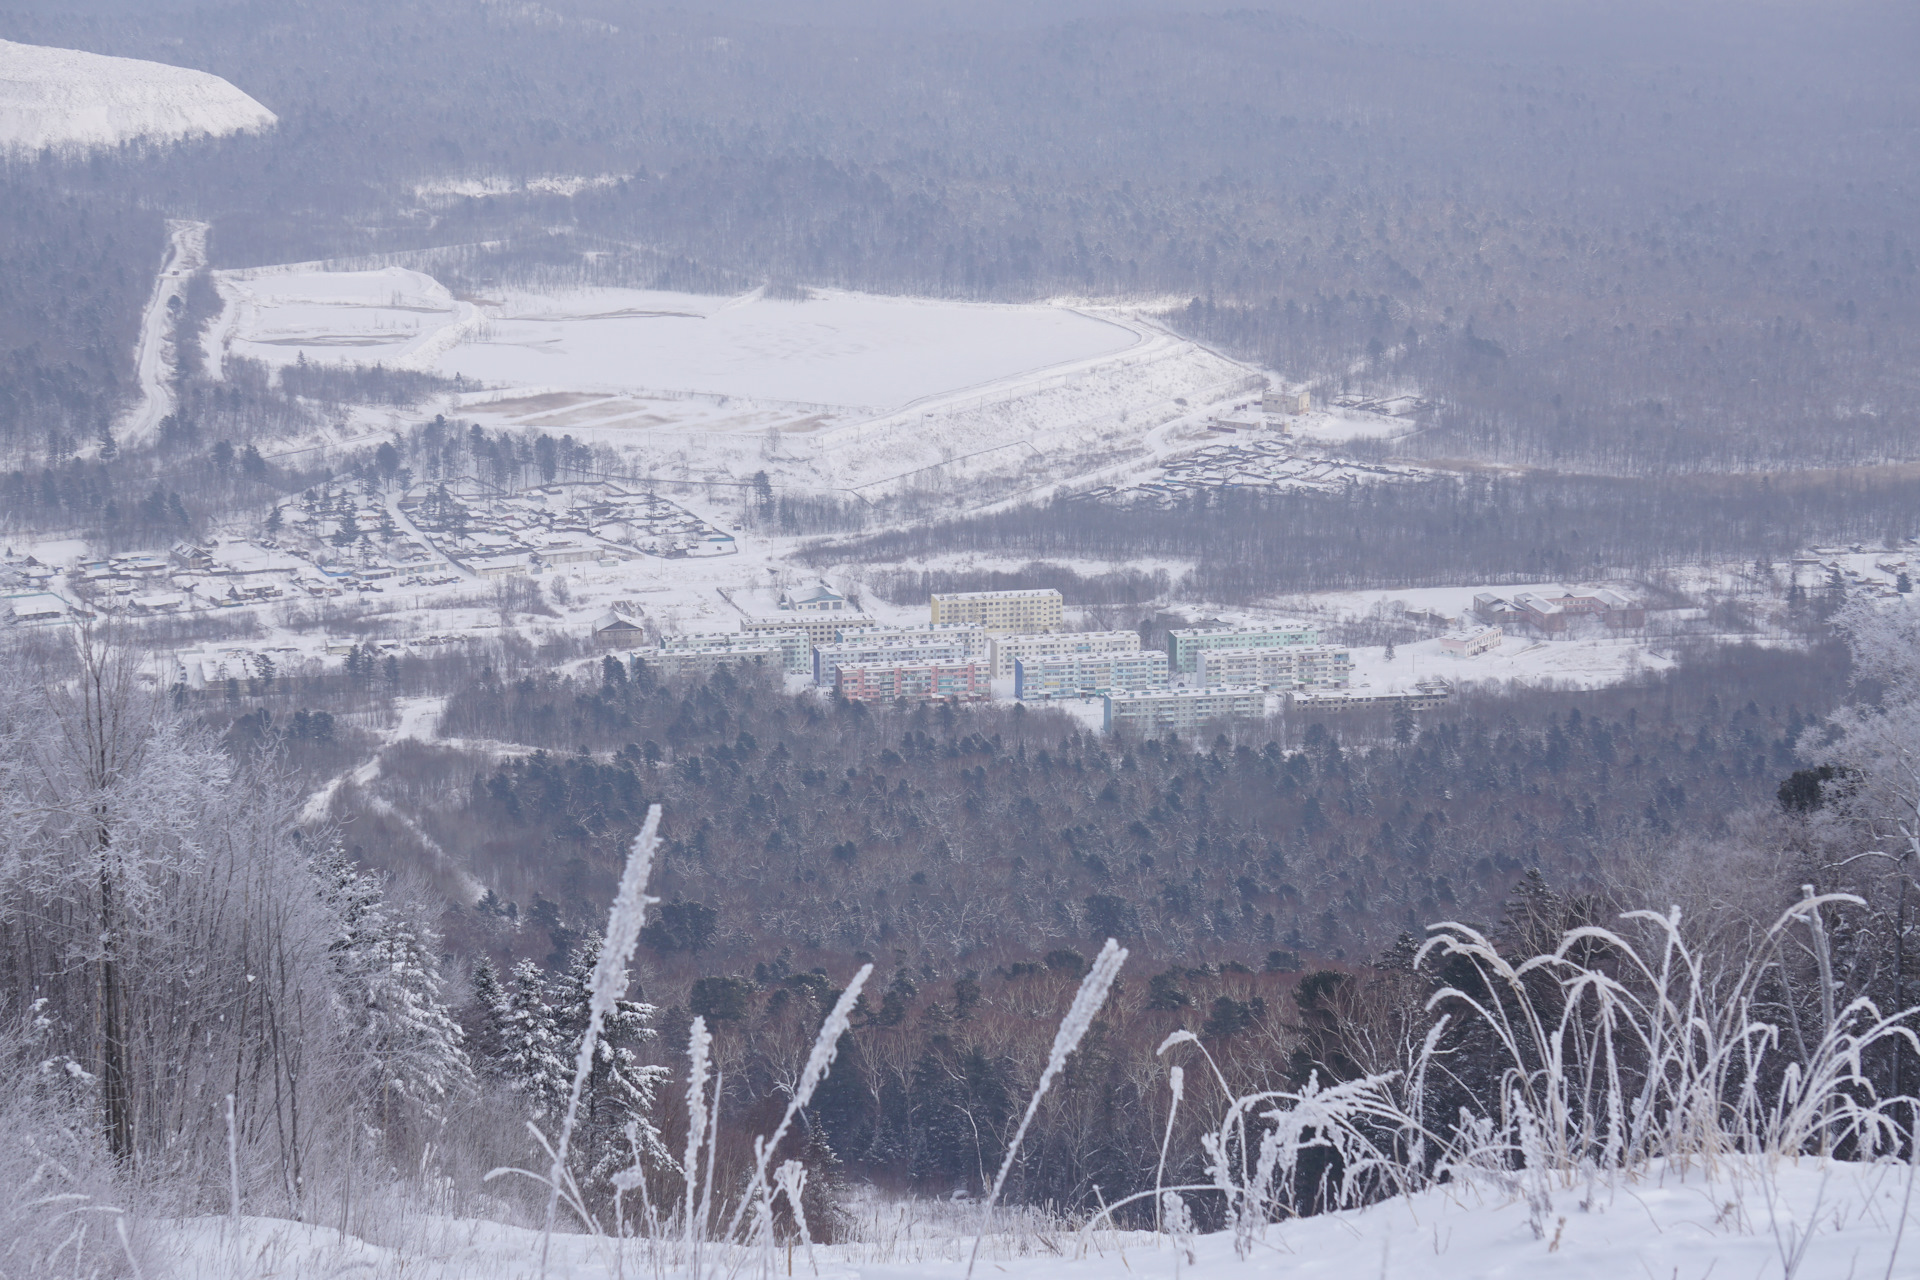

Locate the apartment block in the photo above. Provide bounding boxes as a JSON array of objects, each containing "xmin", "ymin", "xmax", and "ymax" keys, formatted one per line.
[
  {"xmin": 741, "ymin": 610, "xmax": 868, "ymax": 648},
  {"xmin": 1015, "ymin": 650, "xmax": 1169, "ymax": 700},
  {"xmin": 928, "ymin": 588, "xmax": 1063, "ymax": 634},
  {"xmin": 1287, "ymin": 684, "xmax": 1451, "ymax": 714},
  {"xmin": 988, "ymin": 629, "xmax": 1139, "ymax": 678},
  {"xmin": 1195, "ymin": 644, "xmax": 1351, "ymax": 690},
  {"xmin": 1166, "ymin": 625, "xmax": 1320, "ymax": 672},
  {"xmin": 1102, "ymin": 687, "xmax": 1268, "ymax": 734},
  {"xmin": 834, "ymin": 622, "xmax": 991, "ymax": 662},
  {"xmin": 634, "ymin": 644, "xmax": 780, "ymax": 679},
  {"xmin": 665, "ymin": 628, "xmax": 811, "ymax": 674},
  {"xmin": 834, "ymin": 660, "xmax": 989, "ymax": 703},
  {"xmin": 813, "ymin": 638, "xmax": 972, "ymax": 686}
]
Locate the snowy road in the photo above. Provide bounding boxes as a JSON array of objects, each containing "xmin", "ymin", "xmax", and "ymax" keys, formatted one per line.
[{"xmin": 116, "ymin": 219, "xmax": 208, "ymax": 450}]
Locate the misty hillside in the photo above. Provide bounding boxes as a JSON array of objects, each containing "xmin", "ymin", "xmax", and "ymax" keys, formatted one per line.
[{"xmin": 0, "ymin": 2, "xmax": 1917, "ymax": 1278}]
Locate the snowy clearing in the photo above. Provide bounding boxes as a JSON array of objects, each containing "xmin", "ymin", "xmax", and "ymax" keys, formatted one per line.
[
  {"xmin": 0, "ymin": 39, "xmax": 274, "ymax": 153},
  {"xmin": 158, "ymin": 1158, "xmax": 1920, "ymax": 1278}
]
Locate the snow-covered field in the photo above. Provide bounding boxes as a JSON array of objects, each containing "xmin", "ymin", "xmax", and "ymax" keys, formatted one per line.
[
  {"xmin": 0, "ymin": 39, "xmax": 274, "ymax": 153},
  {"xmin": 207, "ymin": 263, "xmax": 1261, "ymax": 498},
  {"xmin": 157, "ymin": 1158, "xmax": 1920, "ymax": 1278},
  {"xmin": 216, "ymin": 270, "xmax": 1141, "ymax": 409}
]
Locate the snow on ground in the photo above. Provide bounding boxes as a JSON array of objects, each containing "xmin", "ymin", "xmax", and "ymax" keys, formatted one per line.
[
  {"xmin": 207, "ymin": 263, "xmax": 1257, "ymax": 499},
  {"xmin": 115, "ymin": 220, "xmax": 210, "ymax": 451},
  {"xmin": 0, "ymin": 39, "xmax": 275, "ymax": 154},
  {"xmin": 156, "ymin": 1158, "xmax": 1920, "ymax": 1278},
  {"xmin": 217, "ymin": 273, "xmax": 1140, "ymax": 410},
  {"xmin": 1349, "ymin": 632, "xmax": 1674, "ymax": 693}
]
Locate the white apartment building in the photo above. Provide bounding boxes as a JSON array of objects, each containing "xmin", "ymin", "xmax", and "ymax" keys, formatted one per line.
[
  {"xmin": 988, "ymin": 629, "xmax": 1139, "ymax": 678},
  {"xmin": 1195, "ymin": 644, "xmax": 1352, "ymax": 690},
  {"xmin": 813, "ymin": 637, "xmax": 972, "ymax": 685},
  {"xmin": 1014, "ymin": 649, "xmax": 1169, "ymax": 700},
  {"xmin": 929, "ymin": 588, "xmax": 1063, "ymax": 634},
  {"xmin": 1103, "ymin": 687, "xmax": 1267, "ymax": 734}
]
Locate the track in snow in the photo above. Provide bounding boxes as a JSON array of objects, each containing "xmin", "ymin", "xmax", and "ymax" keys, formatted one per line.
[{"xmin": 116, "ymin": 220, "xmax": 208, "ymax": 451}]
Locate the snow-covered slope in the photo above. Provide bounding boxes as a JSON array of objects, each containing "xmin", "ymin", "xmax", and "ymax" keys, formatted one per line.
[{"xmin": 0, "ymin": 39, "xmax": 274, "ymax": 154}]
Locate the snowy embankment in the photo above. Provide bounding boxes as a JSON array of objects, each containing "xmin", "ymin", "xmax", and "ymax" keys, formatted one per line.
[
  {"xmin": 158, "ymin": 1158, "xmax": 1919, "ymax": 1279},
  {"xmin": 0, "ymin": 39, "xmax": 274, "ymax": 154}
]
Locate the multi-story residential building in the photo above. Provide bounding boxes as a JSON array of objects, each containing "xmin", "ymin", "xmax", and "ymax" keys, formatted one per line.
[
  {"xmin": 1015, "ymin": 650, "xmax": 1170, "ymax": 700},
  {"xmin": 835, "ymin": 622, "xmax": 991, "ymax": 662},
  {"xmin": 741, "ymin": 610, "xmax": 868, "ymax": 648},
  {"xmin": 813, "ymin": 638, "xmax": 972, "ymax": 686},
  {"xmin": 666, "ymin": 628, "xmax": 811, "ymax": 674},
  {"xmin": 835, "ymin": 660, "xmax": 989, "ymax": 703},
  {"xmin": 1195, "ymin": 644, "xmax": 1351, "ymax": 690},
  {"xmin": 1166, "ymin": 625, "xmax": 1321, "ymax": 673},
  {"xmin": 929, "ymin": 588, "xmax": 1063, "ymax": 634},
  {"xmin": 1103, "ymin": 687, "xmax": 1267, "ymax": 734},
  {"xmin": 634, "ymin": 644, "xmax": 781, "ymax": 679},
  {"xmin": 988, "ymin": 629, "xmax": 1139, "ymax": 678},
  {"xmin": 1287, "ymin": 682, "xmax": 1451, "ymax": 714}
]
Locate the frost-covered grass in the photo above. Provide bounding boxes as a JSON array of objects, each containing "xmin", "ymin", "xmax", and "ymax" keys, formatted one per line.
[{"xmin": 148, "ymin": 886, "xmax": 1920, "ymax": 1279}]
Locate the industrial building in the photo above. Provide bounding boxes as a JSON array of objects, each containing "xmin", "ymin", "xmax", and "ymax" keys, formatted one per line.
[
  {"xmin": 1103, "ymin": 687, "xmax": 1268, "ymax": 734},
  {"xmin": 834, "ymin": 660, "xmax": 989, "ymax": 703},
  {"xmin": 929, "ymin": 588, "xmax": 1063, "ymax": 634},
  {"xmin": 1166, "ymin": 624, "xmax": 1321, "ymax": 672},
  {"xmin": 1194, "ymin": 644, "xmax": 1351, "ymax": 690},
  {"xmin": 1014, "ymin": 650, "xmax": 1169, "ymax": 700},
  {"xmin": 988, "ymin": 629, "xmax": 1139, "ymax": 678},
  {"xmin": 1472, "ymin": 587, "xmax": 1644, "ymax": 636}
]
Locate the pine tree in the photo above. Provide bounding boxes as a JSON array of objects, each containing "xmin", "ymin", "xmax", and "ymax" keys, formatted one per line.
[
  {"xmin": 467, "ymin": 956, "xmax": 511, "ymax": 1077},
  {"xmin": 498, "ymin": 959, "xmax": 569, "ymax": 1119},
  {"xmin": 317, "ymin": 846, "xmax": 474, "ymax": 1126},
  {"xmin": 549, "ymin": 932, "xmax": 671, "ymax": 1184}
]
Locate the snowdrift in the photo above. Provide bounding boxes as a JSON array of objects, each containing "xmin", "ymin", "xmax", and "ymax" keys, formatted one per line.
[{"xmin": 0, "ymin": 39, "xmax": 274, "ymax": 154}]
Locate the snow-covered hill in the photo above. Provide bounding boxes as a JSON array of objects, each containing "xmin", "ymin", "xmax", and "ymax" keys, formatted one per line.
[{"xmin": 0, "ymin": 39, "xmax": 274, "ymax": 154}]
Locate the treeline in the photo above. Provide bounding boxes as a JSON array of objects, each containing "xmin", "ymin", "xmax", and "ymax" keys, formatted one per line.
[
  {"xmin": 372, "ymin": 643, "xmax": 1845, "ymax": 979},
  {"xmin": 281, "ymin": 639, "xmax": 1845, "ymax": 1210},
  {"xmin": 810, "ymin": 472, "xmax": 1920, "ymax": 604}
]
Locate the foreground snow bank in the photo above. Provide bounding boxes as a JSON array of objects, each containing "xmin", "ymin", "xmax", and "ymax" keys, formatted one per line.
[
  {"xmin": 0, "ymin": 39, "xmax": 274, "ymax": 154},
  {"xmin": 158, "ymin": 1158, "xmax": 1920, "ymax": 1279}
]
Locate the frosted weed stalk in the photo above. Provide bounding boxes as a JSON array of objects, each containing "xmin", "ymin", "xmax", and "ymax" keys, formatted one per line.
[
  {"xmin": 486, "ymin": 804, "xmax": 662, "ymax": 1276},
  {"xmin": 967, "ymin": 937, "xmax": 1127, "ymax": 1280}
]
